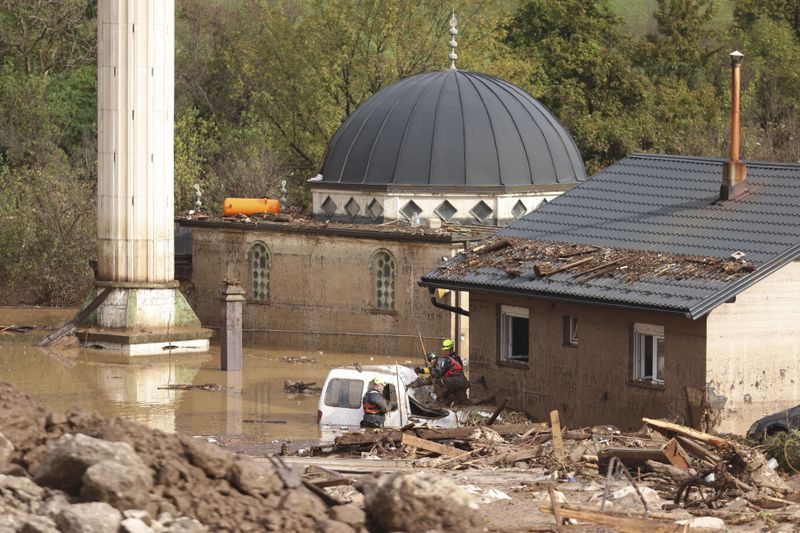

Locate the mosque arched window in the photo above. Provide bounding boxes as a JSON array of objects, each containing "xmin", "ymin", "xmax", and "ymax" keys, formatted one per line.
[
  {"xmin": 370, "ymin": 249, "xmax": 396, "ymax": 310},
  {"xmin": 248, "ymin": 241, "xmax": 271, "ymax": 302}
]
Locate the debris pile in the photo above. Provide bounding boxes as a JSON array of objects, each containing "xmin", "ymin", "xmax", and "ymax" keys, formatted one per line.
[
  {"xmin": 180, "ymin": 208, "xmax": 494, "ymax": 239},
  {"xmin": 306, "ymin": 413, "xmax": 800, "ymax": 530},
  {"xmin": 0, "ymin": 380, "xmax": 364, "ymax": 532},
  {"xmin": 445, "ymin": 238, "xmax": 757, "ymax": 283}
]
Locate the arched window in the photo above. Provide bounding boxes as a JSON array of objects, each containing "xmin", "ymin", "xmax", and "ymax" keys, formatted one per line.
[
  {"xmin": 248, "ymin": 241, "xmax": 271, "ymax": 302},
  {"xmin": 370, "ymin": 249, "xmax": 396, "ymax": 310}
]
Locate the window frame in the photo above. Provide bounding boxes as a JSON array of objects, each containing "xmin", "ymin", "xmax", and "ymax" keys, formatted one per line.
[
  {"xmin": 499, "ymin": 305, "xmax": 530, "ymax": 363},
  {"xmin": 247, "ymin": 240, "xmax": 271, "ymax": 303},
  {"xmin": 563, "ymin": 315, "xmax": 579, "ymax": 347},
  {"xmin": 632, "ymin": 323, "xmax": 665, "ymax": 385},
  {"xmin": 369, "ymin": 249, "xmax": 396, "ymax": 311}
]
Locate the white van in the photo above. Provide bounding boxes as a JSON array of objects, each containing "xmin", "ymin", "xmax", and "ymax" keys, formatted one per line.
[{"xmin": 317, "ymin": 365, "xmax": 461, "ymax": 431}]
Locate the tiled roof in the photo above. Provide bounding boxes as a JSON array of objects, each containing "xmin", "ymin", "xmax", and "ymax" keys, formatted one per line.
[{"xmin": 421, "ymin": 154, "xmax": 800, "ymax": 317}]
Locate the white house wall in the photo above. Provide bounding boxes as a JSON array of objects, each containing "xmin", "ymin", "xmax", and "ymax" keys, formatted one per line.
[{"xmin": 706, "ymin": 261, "xmax": 800, "ymax": 434}]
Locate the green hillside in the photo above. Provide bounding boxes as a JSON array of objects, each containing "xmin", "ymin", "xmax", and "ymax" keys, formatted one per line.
[{"xmin": 610, "ymin": 0, "xmax": 734, "ymax": 35}]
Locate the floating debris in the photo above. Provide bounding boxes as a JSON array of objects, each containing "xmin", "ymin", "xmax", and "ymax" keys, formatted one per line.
[
  {"xmin": 284, "ymin": 380, "xmax": 322, "ymax": 394},
  {"xmin": 281, "ymin": 355, "xmax": 317, "ymax": 364},
  {"xmin": 157, "ymin": 383, "xmax": 236, "ymax": 392}
]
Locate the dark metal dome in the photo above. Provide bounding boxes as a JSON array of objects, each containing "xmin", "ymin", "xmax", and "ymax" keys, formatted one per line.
[{"xmin": 320, "ymin": 70, "xmax": 586, "ymax": 187}]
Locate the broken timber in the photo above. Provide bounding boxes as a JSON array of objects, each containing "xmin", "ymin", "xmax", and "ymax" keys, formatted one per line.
[
  {"xmin": 538, "ymin": 504, "xmax": 709, "ymax": 533},
  {"xmin": 642, "ymin": 417, "xmax": 729, "ymax": 448},
  {"xmin": 38, "ymin": 288, "xmax": 111, "ymax": 347},
  {"xmin": 333, "ymin": 423, "xmax": 547, "ymax": 447},
  {"xmin": 471, "ymin": 239, "xmax": 510, "ymax": 255},
  {"xmin": 400, "ymin": 433, "xmax": 463, "ymax": 458},
  {"xmin": 534, "ymin": 257, "xmax": 593, "ymax": 277}
]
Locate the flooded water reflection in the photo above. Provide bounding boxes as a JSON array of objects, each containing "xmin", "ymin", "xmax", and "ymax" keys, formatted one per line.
[{"xmin": 0, "ymin": 308, "xmax": 412, "ymax": 442}]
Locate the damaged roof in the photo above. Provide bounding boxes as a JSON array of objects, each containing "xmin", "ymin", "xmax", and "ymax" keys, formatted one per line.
[{"xmin": 421, "ymin": 153, "xmax": 800, "ymax": 318}]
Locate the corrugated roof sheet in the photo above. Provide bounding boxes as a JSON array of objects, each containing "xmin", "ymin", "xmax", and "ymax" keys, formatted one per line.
[{"xmin": 421, "ymin": 154, "xmax": 800, "ymax": 317}]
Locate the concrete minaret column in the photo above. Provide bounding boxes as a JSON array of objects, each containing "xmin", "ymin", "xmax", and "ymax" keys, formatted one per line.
[
  {"xmin": 97, "ymin": 0, "xmax": 174, "ymax": 282},
  {"xmin": 81, "ymin": 1, "xmax": 209, "ymax": 355}
]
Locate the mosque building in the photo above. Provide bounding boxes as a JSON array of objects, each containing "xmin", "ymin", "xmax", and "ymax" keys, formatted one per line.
[{"xmin": 179, "ymin": 15, "xmax": 586, "ymax": 357}]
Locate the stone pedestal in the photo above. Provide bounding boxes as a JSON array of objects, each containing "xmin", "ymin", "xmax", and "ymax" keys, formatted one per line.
[
  {"xmin": 220, "ymin": 281, "xmax": 245, "ymax": 371},
  {"xmin": 77, "ymin": 283, "xmax": 210, "ymax": 356}
]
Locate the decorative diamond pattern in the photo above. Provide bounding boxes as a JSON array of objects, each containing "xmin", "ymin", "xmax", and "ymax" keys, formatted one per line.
[
  {"xmin": 321, "ymin": 196, "xmax": 337, "ymax": 216},
  {"xmin": 400, "ymin": 200, "xmax": 422, "ymax": 221},
  {"xmin": 434, "ymin": 200, "xmax": 458, "ymax": 221},
  {"xmin": 344, "ymin": 197, "xmax": 361, "ymax": 218},
  {"xmin": 470, "ymin": 200, "xmax": 493, "ymax": 223},
  {"xmin": 511, "ymin": 200, "xmax": 527, "ymax": 219},
  {"xmin": 367, "ymin": 199, "xmax": 384, "ymax": 220}
]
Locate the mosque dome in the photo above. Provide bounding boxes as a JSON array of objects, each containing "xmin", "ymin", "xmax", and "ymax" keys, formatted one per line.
[{"xmin": 319, "ymin": 69, "xmax": 586, "ymax": 188}]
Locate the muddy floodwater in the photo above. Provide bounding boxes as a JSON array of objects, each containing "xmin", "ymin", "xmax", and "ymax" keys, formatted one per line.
[{"xmin": 0, "ymin": 307, "xmax": 411, "ymax": 443}]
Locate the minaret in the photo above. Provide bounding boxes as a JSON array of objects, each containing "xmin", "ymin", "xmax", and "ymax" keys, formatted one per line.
[{"xmin": 80, "ymin": 0, "xmax": 209, "ymax": 355}]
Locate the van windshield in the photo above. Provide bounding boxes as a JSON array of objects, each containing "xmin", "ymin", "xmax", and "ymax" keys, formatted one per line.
[{"xmin": 324, "ymin": 378, "xmax": 363, "ymax": 409}]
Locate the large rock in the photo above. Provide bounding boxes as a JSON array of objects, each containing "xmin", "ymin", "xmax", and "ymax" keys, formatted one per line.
[
  {"xmin": 228, "ymin": 458, "xmax": 284, "ymax": 497},
  {"xmin": 0, "ymin": 473, "xmax": 45, "ymax": 504},
  {"xmin": 55, "ymin": 502, "xmax": 122, "ymax": 533},
  {"xmin": 81, "ymin": 459, "xmax": 153, "ymax": 511},
  {"xmin": 179, "ymin": 436, "xmax": 232, "ymax": 479},
  {"xmin": 328, "ymin": 503, "xmax": 366, "ymax": 528},
  {"xmin": 361, "ymin": 471, "xmax": 483, "ymax": 533},
  {"xmin": 34, "ymin": 433, "xmax": 149, "ymax": 494},
  {"xmin": 0, "ymin": 432, "xmax": 14, "ymax": 467}
]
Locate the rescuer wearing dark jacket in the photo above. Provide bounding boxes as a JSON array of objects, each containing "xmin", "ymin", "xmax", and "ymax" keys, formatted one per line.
[
  {"xmin": 415, "ymin": 339, "xmax": 470, "ymax": 404},
  {"xmin": 361, "ymin": 378, "xmax": 396, "ymax": 428}
]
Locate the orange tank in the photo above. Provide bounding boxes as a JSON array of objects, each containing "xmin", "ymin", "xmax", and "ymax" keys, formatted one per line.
[{"xmin": 223, "ymin": 198, "xmax": 281, "ymax": 216}]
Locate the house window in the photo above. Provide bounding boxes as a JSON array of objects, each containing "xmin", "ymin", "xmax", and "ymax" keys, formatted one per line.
[
  {"xmin": 248, "ymin": 241, "xmax": 271, "ymax": 301},
  {"xmin": 370, "ymin": 249, "xmax": 396, "ymax": 310},
  {"xmin": 500, "ymin": 305, "xmax": 529, "ymax": 362},
  {"xmin": 564, "ymin": 315, "xmax": 579, "ymax": 346},
  {"xmin": 633, "ymin": 323, "xmax": 665, "ymax": 384}
]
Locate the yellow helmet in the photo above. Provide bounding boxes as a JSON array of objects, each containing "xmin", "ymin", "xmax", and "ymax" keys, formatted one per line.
[
  {"xmin": 370, "ymin": 377, "xmax": 385, "ymax": 386},
  {"xmin": 441, "ymin": 339, "xmax": 455, "ymax": 350}
]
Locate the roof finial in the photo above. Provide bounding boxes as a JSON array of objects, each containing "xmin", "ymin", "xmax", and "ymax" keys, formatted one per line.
[{"xmin": 448, "ymin": 11, "xmax": 458, "ymax": 70}]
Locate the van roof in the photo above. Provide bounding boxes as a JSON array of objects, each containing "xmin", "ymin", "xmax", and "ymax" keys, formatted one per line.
[{"xmin": 326, "ymin": 364, "xmax": 417, "ymax": 384}]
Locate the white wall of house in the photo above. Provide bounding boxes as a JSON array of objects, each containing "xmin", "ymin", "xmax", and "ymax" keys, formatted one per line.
[{"xmin": 706, "ymin": 261, "xmax": 800, "ymax": 434}]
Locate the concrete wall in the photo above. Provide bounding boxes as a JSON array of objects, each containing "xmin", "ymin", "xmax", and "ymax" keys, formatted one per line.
[
  {"xmin": 706, "ymin": 262, "xmax": 800, "ymax": 434},
  {"xmin": 190, "ymin": 227, "xmax": 460, "ymax": 357},
  {"xmin": 467, "ymin": 293, "xmax": 707, "ymax": 430}
]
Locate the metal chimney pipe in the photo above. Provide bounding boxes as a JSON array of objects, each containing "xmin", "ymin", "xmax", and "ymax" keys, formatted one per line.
[
  {"xmin": 720, "ymin": 51, "xmax": 747, "ymax": 201},
  {"xmin": 730, "ymin": 51, "xmax": 743, "ymax": 162}
]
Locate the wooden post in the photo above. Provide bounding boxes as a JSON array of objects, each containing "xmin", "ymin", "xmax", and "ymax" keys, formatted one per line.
[
  {"xmin": 550, "ymin": 410, "xmax": 565, "ymax": 462},
  {"xmin": 220, "ymin": 280, "xmax": 245, "ymax": 371}
]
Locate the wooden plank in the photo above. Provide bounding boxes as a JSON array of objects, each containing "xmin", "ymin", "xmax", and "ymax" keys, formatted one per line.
[
  {"xmin": 550, "ymin": 410, "xmax": 565, "ymax": 462},
  {"xmin": 573, "ymin": 258, "xmax": 622, "ymax": 278},
  {"xmin": 401, "ymin": 433, "xmax": 463, "ymax": 458},
  {"xmin": 37, "ymin": 288, "xmax": 111, "ymax": 347},
  {"xmin": 686, "ymin": 386, "xmax": 705, "ymax": 430},
  {"xmin": 535, "ymin": 257, "xmax": 593, "ymax": 277},
  {"xmin": 487, "ymin": 446, "xmax": 541, "ymax": 465},
  {"xmin": 537, "ymin": 505, "xmax": 694, "ymax": 533},
  {"xmin": 662, "ymin": 438, "xmax": 690, "ymax": 470},
  {"xmin": 642, "ymin": 417, "xmax": 730, "ymax": 448},
  {"xmin": 598, "ymin": 447, "xmax": 668, "ymax": 469},
  {"xmin": 333, "ymin": 422, "xmax": 548, "ymax": 447},
  {"xmin": 486, "ymin": 398, "xmax": 507, "ymax": 426},
  {"xmin": 674, "ymin": 436, "xmax": 720, "ymax": 463},
  {"xmin": 547, "ymin": 485, "xmax": 564, "ymax": 533},
  {"xmin": 472, "ymin": 238, "xmax": 511, "ymax": 254}
]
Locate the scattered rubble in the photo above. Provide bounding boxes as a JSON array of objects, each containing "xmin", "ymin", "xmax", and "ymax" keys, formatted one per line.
[
  {"xmin": 180, "ymin": 208, "xmax": 494, "ymax": 239},
  {"xmin": 296, "ymin": 410, "xmax": 800, "ymax": 530},
  {"xmin": 445, "ymin": 238, "xmax": 758, "ymax": 283}
]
